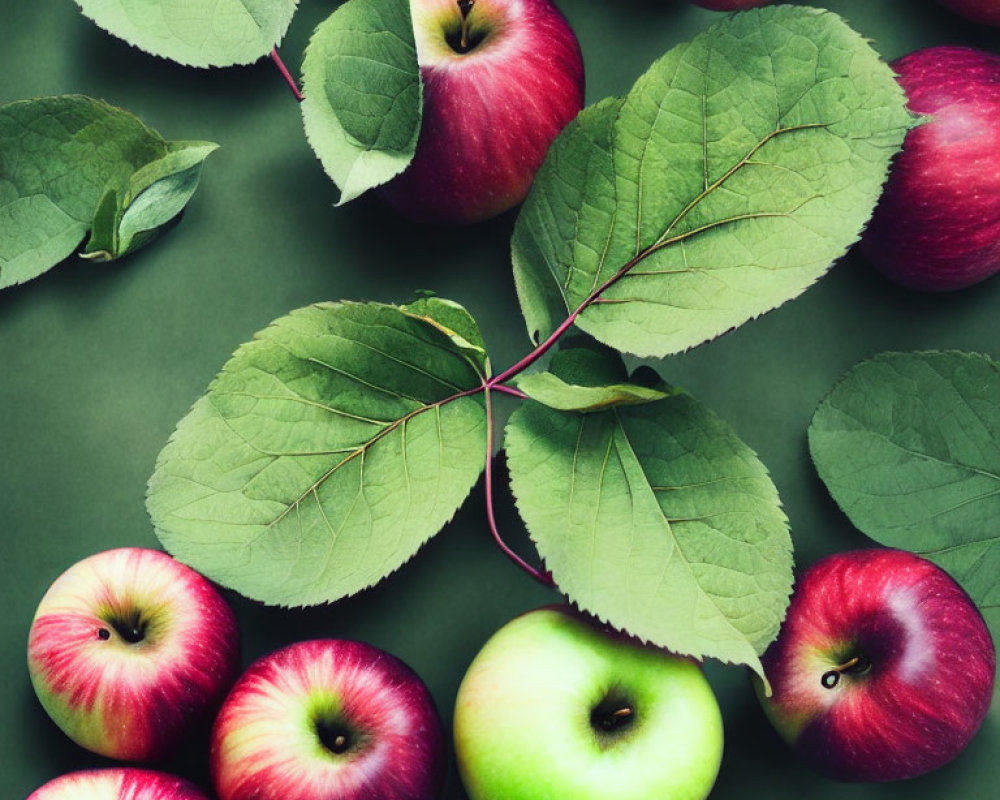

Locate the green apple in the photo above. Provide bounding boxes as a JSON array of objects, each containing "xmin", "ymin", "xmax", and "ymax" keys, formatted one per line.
[{"xmin": 453, "ymin": 605, "xmax": 724, "ymax": 800}]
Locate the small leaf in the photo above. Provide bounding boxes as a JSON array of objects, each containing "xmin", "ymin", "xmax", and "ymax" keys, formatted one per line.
[
  {"xmin": 505, "ymin": 376, "xmax": 792, "ymax": 680},
  {"xmin": 809, "ymin": 351, "xmax": 1000, "ymax": 625},
  {"xmin": 513, "ymin": 6, "xmax": 915, "ymax": 357},
  {"xmin": 115, "ymin": 143, "xmax": 218, "ymax": 256},
  {"xmin": 402, "ymin": 296, "xmax": 490, "ymax": 375},
  {"xmin": 0, "ymin": 96, "xmax": 215, "ymax": 287},
  {"xmin": 73, "ymin": 0, "xmax": 300, "ymax": 68},
  {"xmin": 514, "ymin": 343, "xmax": 671, "ymax": 413},
  {"xmin": 301, "ymin": 0, "xmax": 422, "ymax": 204},
  {"xmin": 147, "ymin": 300, "xmax": 489, "ymax": 607}
]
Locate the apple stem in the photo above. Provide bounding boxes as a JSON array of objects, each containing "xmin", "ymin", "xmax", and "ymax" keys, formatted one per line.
[
  {"xmin": 821, "ymin": 654, "xmax": 871, "ymax": 689},
  {"xmin": 483, "ymin": 386, "xmax": 555, "ymax": 588},
  {"xmin": 271, "ymin": 47, "xmax": 304, "ymax": 102},
  {"xmin": 458, "ymin": 0, "xmax": 475, "ymax": 51}
]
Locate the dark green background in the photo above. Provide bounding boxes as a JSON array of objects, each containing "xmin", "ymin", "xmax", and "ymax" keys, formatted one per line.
[{"xmin": 2, "ymin": 1, "xmax": 998, "ymax": 797}]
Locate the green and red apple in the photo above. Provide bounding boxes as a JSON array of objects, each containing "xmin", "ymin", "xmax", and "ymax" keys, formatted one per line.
[
  {"xmin": 453, "ymin": 605, "xmax": 724, "ymax": 800},
  {"xmin": 378, "ymin": 0, "xmax": 586, "ymax": 224},
  {"xmin": 210, "ymin": 639, "xmax": 446, "ymax": 800},
  {"xmin": 27, "ymin": 769, "xmax": 212, "ymax": 800},
  {"xmin": 755, "ymin": 548, "xmax": 995, "ymax": 781},
  {"xmin": 26, "ymin": 547, "xmax": 240, "ymax": 761}
]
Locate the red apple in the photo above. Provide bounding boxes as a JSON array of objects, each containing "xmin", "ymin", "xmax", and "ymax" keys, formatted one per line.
[
  {"xmin": 27, "ymin": 769, "xmax": 211, "ymax": 800},
  {"xmin": 211, "ymin": 639, "xmax": 446, "ymax": 800},
  {"xmin": 377, "ymin": 0, "xmax": 585, "ymax": 224},
  {"xmin": 936, "ymin": 0, "xmax": 1000, "ymax": 25},
  {"xmin": 860, "ymin": 46, "xmax": 1000, "ymax": 290},
  {"xmin": 690, "ymin": 1, "xmax": 773, "ymax": 10},
  {"xmin": 755, "ymin": 548, "xmax": 995, "ymax": 782},
  {"xmin": 27, "ymin": 547, "xmax": 240, "ymax": 761}
]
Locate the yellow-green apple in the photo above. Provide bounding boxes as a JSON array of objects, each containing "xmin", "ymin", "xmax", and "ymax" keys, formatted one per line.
[
  {"xmin": 453, "ymin": 605, "xmax": 724, "ymax": 800},
  {"xmin": 26, "ymin": 547, "xmax": 240, "ymax": 761},
  {"xmin": 936, "ymin": 0, "xmax": 1000, "ymax": 25},
  {"xmin": 27, "ymin": 768, "xmax": 212, "ymax": 799},
  {"xmin": 210, "ymin": 639, "xmax": 446, "ymax": 800},
  {"xmin": 860, "ymin": 46, "xmax": 1000, "ymax": 290},
  {"xmin": 690, "ymin": 1, "xmax": 773, "ymax": 9},
  {"xmin": 377, "ymin": 0, "xmax": 585, "ymax": 224},
  {"xmin": 754, "ymin": 548, "xmax": 995, "ymax": 782}
]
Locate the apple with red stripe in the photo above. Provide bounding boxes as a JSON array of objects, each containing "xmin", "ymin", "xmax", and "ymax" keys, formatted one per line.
[
  {"xmin": 211, "ymin": 639, "xmax": 446, "ymax": 800},
  {"xmin": 27, "ymin": 768, "xmax": 211, "ymax": 800},
  {"xmin": 755, "ymin": 548, "xmax": 995, "ymax": 782},
  {"xmin": 378, "ymin": 0, "xmax": 585, "ymax": 224},
  {"xmin": 27, "ymin": 547, "xmax": 240, "ymax": 761}
]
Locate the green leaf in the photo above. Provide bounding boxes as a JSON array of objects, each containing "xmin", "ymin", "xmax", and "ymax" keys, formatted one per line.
[
  {"xmin": 83, "ymin": 142, "xmax": 218, "ymax": 261},
  {"xmin": 73, "ymin": 0, "xmax": 299, "ymax": 68},
  {"xmin": 0, "ymin": 95, "xmax": 215, "ymax": 287},
  {"xmin": 402, "ymin": 296, "xmax": 490, "ymax": 375},
  {"xmin": 301, "ymin": 0, "xmax": 421, "ymax": 204},
  {"xmin": 512, "ymin": 98, "xmax": 622, "ymax": 346},
  {"xmin": 505, "ymin": 375, "xmax": 792, "ymax": 680},
  {"xmin": 512, "ymin": 6, "xmax": 914, "ymax": 357},
  {"xmin": 114, "ymin": 143, "xmax": 218, "ymax": 257},
  {"xmin": 809, "ymin": 351, "xmax": 1000, "ymax": 624},
  {"xmin": 146, "ymin": 300, "xmax": 489, "ymax": 607},
  {"xmin": 514, "ymin": 342, "xmax": 671, "ymax": 413}
]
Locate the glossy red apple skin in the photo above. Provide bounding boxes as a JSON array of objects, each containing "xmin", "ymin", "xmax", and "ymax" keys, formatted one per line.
[
  {"xmin": 690, "ymin": 0, "xmax": 773, "ymax": 10},
  {"xmin": 936, "ymin": 0, "xmax": 1000, "ymax": 25},
  {"xmin": 860, "ymin": 46, "xmax": 1000, "ymax": 291},
  {"xmin": 378, "ymin": 0, "xmax": 585, "ymax": 224},
  {"xmin": 27, "ymin": 548, "xmax": 241, "ymax": 761},
  {"xmin": 756, "ymin": 549, "xmax": 995, "ymax": 782},
  {"xmin": 27, "ymin": 768, "xmax": 212, "ymax": 799},
  {"xmin": 211, "ymin": 639, "xmax": 446, "ymax": 800}
]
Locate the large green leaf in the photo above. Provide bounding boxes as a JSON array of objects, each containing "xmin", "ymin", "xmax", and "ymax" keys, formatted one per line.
[
  {"xmin": 147, "ymin": 300, "xmax": 489, "ymax": 606},
  {"xmin": 809, "ymin": 351, "xmax": 1000, "ymax": 627},
  {"xmin": 73, "ymin": 0, "xmax": 299, "ymax": 67},
  {"xmin": 301, "ymin": 0, "xmax": 422, "ymax": 204},
  {"xmin": 505, "ymin": 356, "xmax": 792, "ymax": 680},
  {"xmin": 513, "ymin": 5, "xmax": 914, "ymax": 357},
  {"xmin": 0, "ymin": 96, "xmax": 215, "ymax": 288}
]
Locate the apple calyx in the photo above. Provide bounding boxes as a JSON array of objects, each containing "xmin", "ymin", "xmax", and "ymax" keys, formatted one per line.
[
  {"xmin": 819, "ymin": 654, "xmax": 872, "ymax": 689},
  {"xmin": 590, "ymin": 689, "xmax": 637, "ymax": 746},
  {"xmin": 315, "ymin": 716, "xmax": 359, "ymax": 756},
  {"xmin": 99, "ymin": 610, "xmax": 149, "ymax": 644}
]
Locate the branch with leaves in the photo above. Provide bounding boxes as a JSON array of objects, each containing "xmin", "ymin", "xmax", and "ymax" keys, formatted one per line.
[
  {"xmin": 140, "ymin": 7, "xmax": 914, "ymax": 684},
  {"xmin": 1, "ymin": 2, "xmax": 919, "ymax": 685}
]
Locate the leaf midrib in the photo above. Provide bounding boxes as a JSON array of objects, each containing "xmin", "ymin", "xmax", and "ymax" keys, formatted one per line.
[{"xmin": 263, "ymin": 388, "xmax": 481, "ymax": 531}]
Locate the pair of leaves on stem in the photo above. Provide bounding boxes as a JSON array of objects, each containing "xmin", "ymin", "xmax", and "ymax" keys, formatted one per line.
[
  {"xmin": 147, "ymin": 298, "xmax": 792, "ymax": 680},
  {"xmin": 810, "ymin": 351, "xmax": 1000, "ymax": 639},
  {"xmin": 147, "ymin": 5, "xmax": 916, "ymax": 680},
  {"xmin": 0, "ymin": 96, "xmax": 215, "ymax": 289}
]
